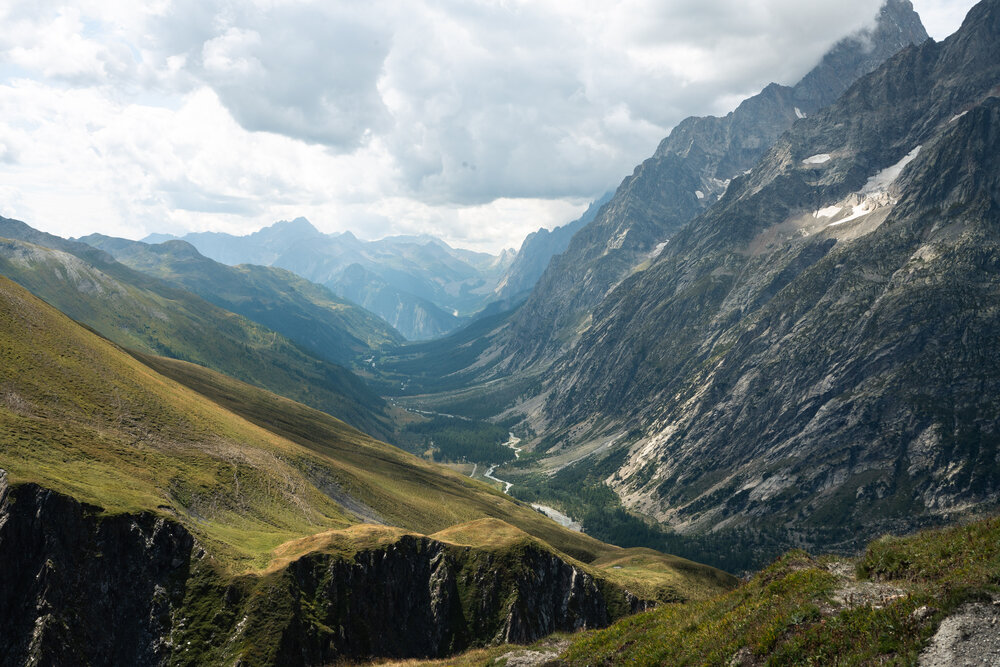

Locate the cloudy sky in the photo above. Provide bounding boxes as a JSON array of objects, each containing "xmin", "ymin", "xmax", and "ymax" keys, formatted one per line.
[{"xmin": 0, "ymin": 0, "xmax": 978, "ymax": 253}]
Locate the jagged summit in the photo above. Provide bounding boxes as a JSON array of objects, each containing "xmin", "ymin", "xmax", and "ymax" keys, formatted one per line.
[
  {"xmin": 252, "ymin": 216, "xmax": 323, "ymax": 239},
  {"xmin": 532, "ymin": 0, "xmax": 1000, "ymax": 553},
  {"xmin": 452, "ymin": 0, "xmax": 930, "ymax": 376},
  {"xmin": 790, "ymin": 0, "xmax": 929, "ymax": 109}
]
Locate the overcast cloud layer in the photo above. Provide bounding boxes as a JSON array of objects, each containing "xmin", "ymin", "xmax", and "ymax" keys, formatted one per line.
[{"xmin": 0, "ymin": 0, "xmax": 978, "ymax": 252}]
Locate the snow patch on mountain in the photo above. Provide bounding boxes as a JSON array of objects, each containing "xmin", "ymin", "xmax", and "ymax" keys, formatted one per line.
[{"xmin": 861, "ymin": 146, "xmax": 921, "ymax": 194}]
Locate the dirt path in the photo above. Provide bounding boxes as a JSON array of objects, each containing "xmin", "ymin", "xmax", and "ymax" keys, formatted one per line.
[{"xmin": 918, "ymin": 601, "xmax": 1000, "ymax": 666}]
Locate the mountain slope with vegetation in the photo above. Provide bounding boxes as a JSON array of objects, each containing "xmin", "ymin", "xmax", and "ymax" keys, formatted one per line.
[
  {"xmin": 77, "ymin": 233, "xmax": 404, "ymax": 366},
  {"xmin": 0, "ymin": 218, "xmax": 393, "ymax": 439},
  {"xmin": 0, "ymin": 275, "xmax": 734, "ymax": 664}
]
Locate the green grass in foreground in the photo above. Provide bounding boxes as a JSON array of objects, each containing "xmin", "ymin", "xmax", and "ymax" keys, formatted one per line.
[
  {"xmin": 562, "ymin": 516, "xmax": 1000, "ymax": 665},
  {"xmin": 383, "ymin": 515, "xmax": 1000, "ymax": 666}
]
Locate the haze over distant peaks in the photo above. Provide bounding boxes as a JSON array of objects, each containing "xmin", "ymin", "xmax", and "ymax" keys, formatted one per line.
[{"xmin": 145, "ymin": 219, "xmax": 518, "ymax": 339}]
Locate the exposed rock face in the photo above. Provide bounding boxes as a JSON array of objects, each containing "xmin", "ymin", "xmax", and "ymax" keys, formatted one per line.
[
  {"xmin": 537, "ymin": 0, "xmax": 1000, "ymax": 550},
  {"xmin": 0, "ymin": 476, "xmax": 193, "ymax": 667},
  {"xmin": 0, "ymin": 477, "xmax": 644, "ymax": 666},
  {"xmin": 266, "ymin": 537, "xmax": 640, "ymax": 664},
  {"xmin": 493, "ymin": 0, "xmax": 929, "ymax": 372}
]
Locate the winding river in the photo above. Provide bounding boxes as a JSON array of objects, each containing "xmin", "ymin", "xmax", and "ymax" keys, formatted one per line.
[{"xmin": 482, "ymin": 433, "xmax": 583, "ymax": 532}]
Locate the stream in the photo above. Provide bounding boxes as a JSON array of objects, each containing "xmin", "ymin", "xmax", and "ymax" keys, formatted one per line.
[
  {"xmin": 402, "ymin": 403, "xmax": 585, "ymax": 533},
  {"xmin": 482, "ymin": 433, "xmax": 583, "ymax": 533}
]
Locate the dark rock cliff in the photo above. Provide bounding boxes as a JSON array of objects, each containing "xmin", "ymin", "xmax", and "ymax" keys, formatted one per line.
[
  {"xmin": 259, "ymin": 537, "xmax": 640, "ymax": 664},
  {"xmin": 0, "ymin": 474, "xmax": 193, "ymax": 667},
  {"xmin": 0, "ymin": 475, "xmax": 644, "ymax": 666}
]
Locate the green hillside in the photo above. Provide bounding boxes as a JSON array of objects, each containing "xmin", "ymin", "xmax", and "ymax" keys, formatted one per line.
[
  {"xmin": 0, "ymin": 273, "xmax": 732, "ymax": 589},
  {"xmin": 561, "ymin": 517, "xmax": 1000, "ymax": 665},
  {"xmin": 0, "ymin": 225, "xmax": 392, "ymax": 439},
  {"xmin": 78, "ymin": 234, "xmax": 404, "ymax": 365}
]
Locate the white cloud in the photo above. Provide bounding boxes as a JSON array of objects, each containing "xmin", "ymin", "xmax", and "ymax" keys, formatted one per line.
[
  {"xmin": 0, "ymin": 0, "xmax": 972, "ymax": 252},
  {"xmin": 910, "ymin": 0, "xmax": 978, "ymax": 40}
]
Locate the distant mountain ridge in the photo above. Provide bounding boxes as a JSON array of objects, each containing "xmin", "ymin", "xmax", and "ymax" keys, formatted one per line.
[
  {"xmin": 77, "ymin": 233, "xmax": 404, "ymax": 366},
  {"xmin": 493, "ymin": 192, "xmax": 614, "ymax": 304},
  {"xmin": 147, "ymin": 219, "xmax": 517, "ymax": 340}
]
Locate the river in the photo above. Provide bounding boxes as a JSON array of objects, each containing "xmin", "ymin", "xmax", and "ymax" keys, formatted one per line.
[{"xmin": 483, "ymin": 433, "xmax": 583, "ymax": 533}]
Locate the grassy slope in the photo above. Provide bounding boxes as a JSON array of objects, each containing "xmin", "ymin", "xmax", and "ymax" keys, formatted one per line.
[
  {"xmin": 78, "ymin": 234, "xmax": 404, "ymax": 363},
  {"xmin": 562, "ymin": 517, "xmax": 1000, "ymax": 666},
  {"xmin": 0, "ymin": 275, "xmax": 733, "ymax": 602},
  {"xmin": 388, "ymin": 515, "xmax": 1000, "ymax": 666},
  {"xmin": 0, "ymin": 233, "xmax": 391, "ymax": 439},
  {"xmin": 133, "ymin": 348, "xmax": 736, "ymax": 598}
]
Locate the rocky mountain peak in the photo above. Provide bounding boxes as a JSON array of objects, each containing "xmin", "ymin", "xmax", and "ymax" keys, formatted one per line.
[
  {"xmin": 485, "ymin": 0, "xmax": 930, "ymax": 373},
  {"xmin": 790, "ymin": 0, "xmax": 927, "ymax": 106},
  {"xmin": 263, "ymin": 216, "xmax": 323, "ymax": 239}
]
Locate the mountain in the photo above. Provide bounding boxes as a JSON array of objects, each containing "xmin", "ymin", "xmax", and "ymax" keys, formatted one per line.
[
  {"xmin": 520, "ymin": 0, "xmax": 1000, "ymax": 554},
  {"xmin": 0, "ymin": 217, "xmax": 392, "ymax": 439},
  {"xmin": 436, "ymin": 0, "xmax": 930, "ymax": 377},
  {"xmin": 0, "ymin": 275, "xmax": 734, "ymax": 664},
  {"xmin": 148, "ymin": 219, "xmax": 517, "ymax": 339},
  {"xmin": 374, "ymin": 0, "xmax": 930, "ymax": 398},
  {"xmin": 493, "ymin": 192, "xmax": 614, "ymax": 304},
  {"xmin": 76, "ymin": 234, "xmax": 404, "ymax": 366},
  {"xmin": 144, "ymin": 216, "xmax": 325, "ymax": 266},
  {"xmin": 332, "ymin": 262, "xmax": 462, "ymax": 340}
]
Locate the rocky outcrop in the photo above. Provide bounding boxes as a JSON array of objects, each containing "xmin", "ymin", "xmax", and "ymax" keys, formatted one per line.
[
  {"xmin": 259, "ymin": 537, "xmax": 643, "ymax": 664},
  {"xmin": 535, "ymin": 0, "xmax": 1000, "ymax": 553},
  {"xmin": 491, "ymin": 0, "xmax": 929, "ymax": 372},
  {"xmin": 0, "ymin": 476, "xmax": 645, "ymax": 666},
  {"xmin": 0, "ymin": 475, "xmax": 193, "ymax": 667}
]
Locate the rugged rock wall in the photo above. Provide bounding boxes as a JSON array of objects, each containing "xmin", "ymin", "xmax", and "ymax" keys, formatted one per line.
[
  {"xmin": 0, "ymin": 474, "xmax": 193, "ymax": 667},
  {"xmin": 496, "ymin": 0, "xmax": 929, "ymax": 372},
  {"xmin": 0, "ymin": 475, "xmax": 644, "ymax": 666},
  {"xmin": 538, "ymin": 0, "xmax": 1000, "ymax": 551},
  {"xmin": 260, "ymin": 538, "xmax": 642, "ymax": 664}
]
